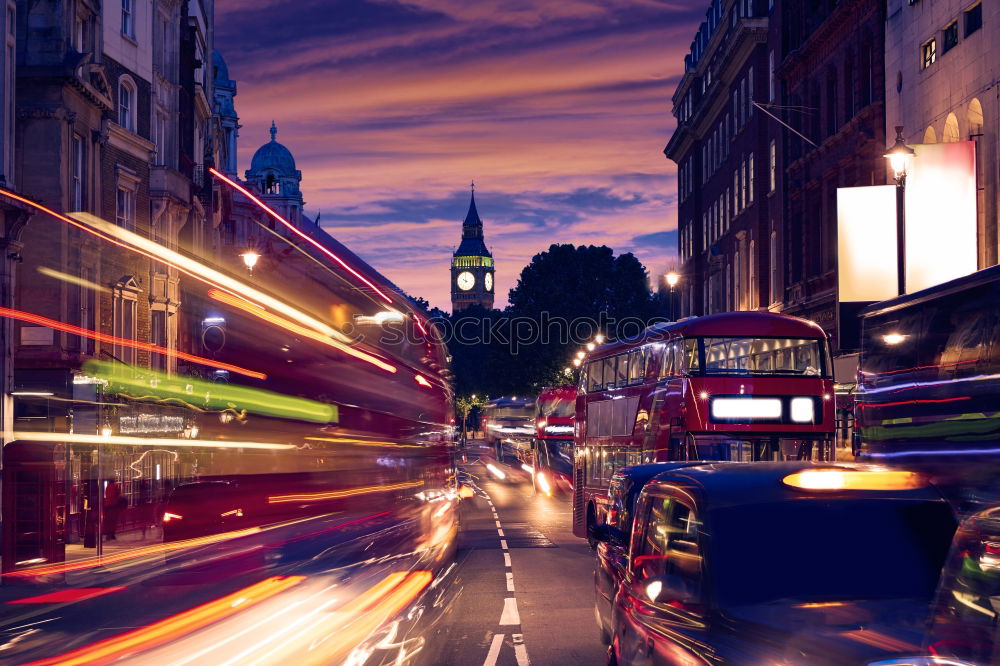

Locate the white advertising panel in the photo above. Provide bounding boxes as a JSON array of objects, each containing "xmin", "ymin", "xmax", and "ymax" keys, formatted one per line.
[
  {"xmin": 837, "ymin": 185, "xmax": 897, "ymax": 302},
  {"xmin": 905, "ymin": 141, "xmax": 977, "ymax": 293}
]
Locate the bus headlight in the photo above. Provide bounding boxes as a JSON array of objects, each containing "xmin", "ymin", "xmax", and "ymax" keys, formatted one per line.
[{"xmin": 790, "ymin": 397, "xmax": 815, "ymax": 423}]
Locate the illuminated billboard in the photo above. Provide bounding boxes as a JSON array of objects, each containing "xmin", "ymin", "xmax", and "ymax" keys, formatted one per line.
[{"xmin": 837, "ymin": 141, "xmax": 977, "ymax": 302}]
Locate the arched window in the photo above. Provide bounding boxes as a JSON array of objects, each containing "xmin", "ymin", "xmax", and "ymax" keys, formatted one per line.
[
  {"xmin": 923, "ymin": 125, "xmax": 937, "ymax": 144},
  {"xmin": 943, "ymin": 113, "xmax": 961, "ymax": 143},
  {"xmin": 118, "ymin": 77, "xmax": 136, "ymax": 131},
  {"xmin": 968, "ymin": 98, "xmax": 984, "ymax": 135}
]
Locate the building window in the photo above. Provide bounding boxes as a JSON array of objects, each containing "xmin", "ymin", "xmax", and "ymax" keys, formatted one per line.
[
  {"xmin": 921, "ymin": 38, "xmax": 937, "ymax": 69},
  {"xmin": 121, "ymin": 0, "xmax": 134, "ymax": 39},
  {"xmin": 118, "ymin": 79, "xmax": 135, "ymax": 131},
  {"xmin": 748, "ymin": 239, "xmax": 756, "ymax": 309},
  {"xmin": 943, "ymin": 21, "xmax": 959, "ymax": 52},
  {"xmin": 71, "ymin": 135, "xmax": 85, "ymax": 211},
  {"xmin": 769, "ymin": 140, "xmax": 776, "ymax": 192},
  {"xmin": 965, "ymin": 3, "xmax": 982, "ymax": 37},
  {"xmin": 748, "ymin": 154, "xmax": 754, "ymax": 203},
  {"xmin": 80, "ymin": 267, "xmax": 95, "ymax": 353},
  {"xmin": 769, "ymin": 230, "xmax": 778, "ymax": 304},
  {"xmin": 116, "ymin": 185, "xmax": 135, "ymax": 230}
]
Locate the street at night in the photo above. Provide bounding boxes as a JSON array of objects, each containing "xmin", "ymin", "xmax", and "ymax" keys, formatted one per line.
[{"xmin": 1, "ymin": 0, "xmax": 1000, "ymax": 664}]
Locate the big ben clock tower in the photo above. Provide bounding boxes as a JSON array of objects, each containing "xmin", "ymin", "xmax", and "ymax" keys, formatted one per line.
[{"xmin": 451, "ymin": 183, "xmax": 495, "ymax": 312}]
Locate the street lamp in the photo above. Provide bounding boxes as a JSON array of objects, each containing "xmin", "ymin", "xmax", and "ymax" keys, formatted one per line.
[
  {"xmin": 884, "ymin": 126, "xmax": 915, "ymax": 296},
  {"xmin": 665, "ymin": 272, "xmax": 680, "ymax": 320},
  {"xmin": 240, "ymin": 249, "xmax": 261, "ymax": 273}
]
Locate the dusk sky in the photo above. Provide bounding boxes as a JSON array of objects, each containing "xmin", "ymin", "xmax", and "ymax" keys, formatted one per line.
[{"xmin": 216, "ymin": 0, "xmax": 703, "ymax": 312}]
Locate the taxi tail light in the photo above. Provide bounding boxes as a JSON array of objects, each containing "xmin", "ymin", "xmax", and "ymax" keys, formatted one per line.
[
  {"xmin": 162, "ymin": 512, "xmax": 183, "ymax": 522},
  {"xmin": 782, "ymin": 469, "xmax": 927, "ymax": 491}
]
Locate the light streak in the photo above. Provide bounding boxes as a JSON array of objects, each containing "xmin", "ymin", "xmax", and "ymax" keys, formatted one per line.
[
  {"xmin": 0, "ymin": 306, "xmax": 266, "ymax": 379},
  {"xmin": 415, "ymin": 374, "xmax": 431, "ymax": 387},
  {"xmin": 267, "ymin": 480, "xmax": 424, "ymax": 503},
  {"xmin": 12, "ymin": 432, "xmax": 295, "ymax": 452},
  {"xmin": 37, "ymin": 266, "xmax": 110, "ymax": 293},
  {"xmin": 86, "ymin": 359, "xmax": 338, "ymax": 423},
  {"xmin": 26, "ymin": 576, "xmax": 304, "ymax": 666},
  {"xmin": 7, "ymin": 587, "xmax": 125, "ymax": 605},
  {"xmin": 208, "ymin": 288, "xmax": 397, "ymax": 374},
  {"xmin": 70, "ymin": 211, "xmax": 348, "ymax": 343},
  {"xmin": 210, "ymin": 168, "xmax": 393, "ymax": 304},
  {"xmin": 4, "ymin": 525, "xmax": 265, "ymax": 578}
]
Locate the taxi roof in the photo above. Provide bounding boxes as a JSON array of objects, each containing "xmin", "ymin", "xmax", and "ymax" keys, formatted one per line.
[{"xmin": 646, "ymin": 461, "xmax": 947, "ymax": 509}]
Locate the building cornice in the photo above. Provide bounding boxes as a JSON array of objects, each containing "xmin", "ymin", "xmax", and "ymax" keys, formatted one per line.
[{"xmin": 107, "ymin": 121, "xmax": 156, "ymax": 162}]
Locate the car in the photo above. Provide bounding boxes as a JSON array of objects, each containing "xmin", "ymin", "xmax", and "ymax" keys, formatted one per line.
[
  {"xmin": 594, "ymin": 462, "xmax": 712, "ymax": 633},
  {"xmin": 596, "ymin": 462, "xmax": 960, "ymax": 665},
  {"xmin": 918, "ymin": 505, "xmax": 1000, "ymax": 664}
]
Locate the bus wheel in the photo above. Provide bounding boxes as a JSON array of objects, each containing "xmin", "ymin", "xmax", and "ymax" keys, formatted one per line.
[{"xmin": 586, "ymin": 504, "xmax": 598, "ymax": 550}]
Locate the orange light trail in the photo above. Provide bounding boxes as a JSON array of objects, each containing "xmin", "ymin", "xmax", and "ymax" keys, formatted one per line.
[
  {"xmin": 0, "ymin": 306, "xmax": 266, "ymax": 380},
  {"xmin": 267, "ymin": 480, "xmax": 424, "ymax": 504},
  {"xmin": 26, "ymin": 576, "xmax": 305, "ymax": 666},
  {"xmin": 415, "ymin": 374, "xmax": 432, "ymax": 387},
  {"xmin": 207, "ymin": 288, "xmax": 397, "ymax": 373},
  {"xmin": 209, "ymin": 168, "xmax": 394, "ymax": 304},
  {"xmin": 4, "ymin": 526, "xmax": 263, "ymax": 578}
]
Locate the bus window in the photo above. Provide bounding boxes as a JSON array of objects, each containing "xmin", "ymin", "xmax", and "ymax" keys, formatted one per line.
[
  {"xmin": 700, "ymin": 337, "xmax": 826, "ymax": 377},
  {"xmin": 587, "ymin": 361, "xmax": 603, "ymax": 393},
  {"xmin": 684, "ymin": 339, "xmax": 700, "ymax": 374},
  {"xmin": 628, "ymin": 349, "xmax": 645, "ymax": 384},
  {"xmin": 613, "ymin": 355, "xmax": 628, "ymax": 387},
  {"xmin": 659, "ymin": 343, "xmax": 674, "ymax": 378}
]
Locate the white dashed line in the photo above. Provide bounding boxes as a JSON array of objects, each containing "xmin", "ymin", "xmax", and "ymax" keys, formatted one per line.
[
  {"xmin": 495, "ymin": 520, "xmax": 502, "ymax": 528},
  {"xmin": 500, "ymin": 539, "xmax": 508, "ymax": 550},
  {"xmin": 504, "ymin": 552, "xmax": 511, "ymax": 567},
  {"xmin": 497, "ymin": 528, "xmax": 505, "ymax": 537},
  {"xmin": 482, "ymin": 633, "xmax": 505, "ymax": 666},
  {"xmin": 513, "ymin": 633, "xmax": 531, "ymax": 666},
  {"xmin": 506, "ymin": 571, "xmax": 515, "ymax": 592},
  {"xmin": 499, "ymin": 597, "xmax": 521, "ymax": 625}
]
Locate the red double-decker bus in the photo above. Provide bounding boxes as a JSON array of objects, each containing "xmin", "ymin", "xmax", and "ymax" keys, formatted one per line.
[
  {"xmin": 571, "ymin": 312, "xmax": 835, "ymax": 540},
  {"xmin": 530, "ymin": 386, "xmax": 576, "ymax": 495}
]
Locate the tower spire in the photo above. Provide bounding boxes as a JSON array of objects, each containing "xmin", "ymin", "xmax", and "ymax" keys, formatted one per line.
[{"xmin": 269, "ymin": 120, "xmax": 277, "ymax": 141}]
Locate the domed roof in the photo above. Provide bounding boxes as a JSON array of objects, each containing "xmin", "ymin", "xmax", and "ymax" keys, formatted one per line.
[
  {"xmin": 249, "ymin": 122, "xmax": 296, "ymax": 175},
  {"xmin": 212, "ymin": 50, "xmax": 230, "ymax": 84}
]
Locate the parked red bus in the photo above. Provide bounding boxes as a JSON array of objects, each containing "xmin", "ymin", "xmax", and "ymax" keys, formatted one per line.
[
  {"xmin": 572, "ymin": 312, "xmax": 835, "ymax": 540},
  {"xmin": 530, "ymin": 386, "xmax": 576, "ymax": 495}
]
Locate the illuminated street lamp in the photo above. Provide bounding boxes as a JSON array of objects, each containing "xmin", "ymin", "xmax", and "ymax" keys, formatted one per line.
[
  {"xmin": 240, "ymin": 249, "xmax": 261, "ymax": 273},
  {"xmin": 586, "ymin": 342, "xmax": 595, "ymax": 351},
  {"xmin": 576, "ymin": 350, "xmax": 586, "ymax": 359},
  {"xmin": 595, "ymin": 334, "xmax": 605, "ymax": 344},
  {"xmin": 884, "ymin": 126, "xmax": 916, "ymax": 296},
  {"xmin": 572, "ymin": 358, "xmax": 582, "ymax": 367},
  {"xmin": 665, "ymin": 271, "xmax": 680, "ymax": 320}
]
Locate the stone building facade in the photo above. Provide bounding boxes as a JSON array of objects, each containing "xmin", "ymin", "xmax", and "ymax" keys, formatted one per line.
[{"xmin": 885, "ymin": 0, "xmax": 996, "ymax": 268}]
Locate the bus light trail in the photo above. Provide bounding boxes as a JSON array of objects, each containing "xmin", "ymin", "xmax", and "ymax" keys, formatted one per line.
[
  {"xmin": 0, "ymin": 189, "xmax": 343, "ymax": 349},
  {"xmin": 210, "ymin": 168, "xmax": 394, "ymax": 304},
  {"xmin": 267, "ymin": 480, "xmax": 424, "ymax": 504},
  {"xmin": 26, "ymin": 576, "xmax": 305, "ymax": 666},
  {"xmin": 13, "ymin": 432, "xmax": 294, "ymax": 452},
  {"xmin": 3, "ymin": 525, "xmax": 265, "ymax": 578},
  {"xmin": 207, "ymin": 288, "xmax": 397, "ymax": 374},
  {"xmin": 0, "ymin": 307, "xmax": 266, "ymax": 380}
]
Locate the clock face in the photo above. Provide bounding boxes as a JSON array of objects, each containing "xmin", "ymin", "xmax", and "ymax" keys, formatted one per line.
[
  {"xmin": 484, "ymin": 273, "xmax": 493, "ymax": 291},
  {"xmin": 457, "ymin": 271, "xmax": 475, "ymax": 291}
]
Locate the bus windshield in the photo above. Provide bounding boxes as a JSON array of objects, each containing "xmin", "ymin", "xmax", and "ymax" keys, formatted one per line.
[
  {"xmin": 700, "ymin": 337, "xmax": 829, "ymax": 378},
  {"xmin": 540, "ymin": 398, "xmax": 574, "ymax": 418}
]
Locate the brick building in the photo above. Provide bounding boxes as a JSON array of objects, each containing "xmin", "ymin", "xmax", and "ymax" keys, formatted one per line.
[{"xmin": 666, "ymin": 0, "xmax": 889, "ymax": 356}]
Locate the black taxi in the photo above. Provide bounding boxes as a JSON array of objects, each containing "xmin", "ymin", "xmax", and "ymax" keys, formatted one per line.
[{"xmin": 596, "ymin": 462, "xmax": 959, "ymax": 665}]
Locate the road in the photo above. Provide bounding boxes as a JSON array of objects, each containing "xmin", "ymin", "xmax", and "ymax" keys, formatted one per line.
[{"xmin": 425, "ymin": 442, "xmax": 608, "ymax": 666}]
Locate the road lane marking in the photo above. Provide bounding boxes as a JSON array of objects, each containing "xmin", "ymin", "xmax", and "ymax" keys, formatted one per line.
[
  {"xmin": 482, "ymin": 633, "xmax": 505, "ymax": 666},
  {"xmin": 500, "ymin": 539, "xmax": 508, "ymax": 550},
  {"xmin": 506, "ymin": 572, "xmax": 515, "ymax": 592},
  {"xmin": 504, "ymin": 552, "xmax": 511, "ymax": 567},
  {"xmin": 513, "ymin": 633, "xmax": 531, "ymax": 666},
  {"xmin": 499, "ymin": 597, "xmax": 521, "ymax": 625},
  {"xmin": 495, "ymin": 520, "xmax": 502, "ymax": 528},
  {"xmin": 497, "ymin": 528, "xmax": 505, "ymax": 537}
]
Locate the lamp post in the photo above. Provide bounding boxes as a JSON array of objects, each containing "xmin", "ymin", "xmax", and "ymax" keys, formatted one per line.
[
  {"xmin": 665, "ymin": 272, "xmax": 680, "ymax": 320},
  {"xmin": 884, "ymin": 126, "xmax": 915, "ymax": 296}
]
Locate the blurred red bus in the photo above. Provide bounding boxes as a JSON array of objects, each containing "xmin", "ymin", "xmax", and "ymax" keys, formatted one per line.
[
  {"xmin": 482, "ymin": 396, "xmax": 535, "ymax": 467},
  {"xmin": 530, "ymin": 386, "xmax": 576, "ymax": 496},
  {"xmin": 572, "ymin": 312, "xmax": 835, "ymax": 541}
]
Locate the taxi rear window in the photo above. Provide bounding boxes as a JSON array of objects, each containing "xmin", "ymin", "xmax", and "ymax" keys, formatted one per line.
[{"xmin": 709, "ymin": 499, "xmax": 955, "ymax": 606}]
